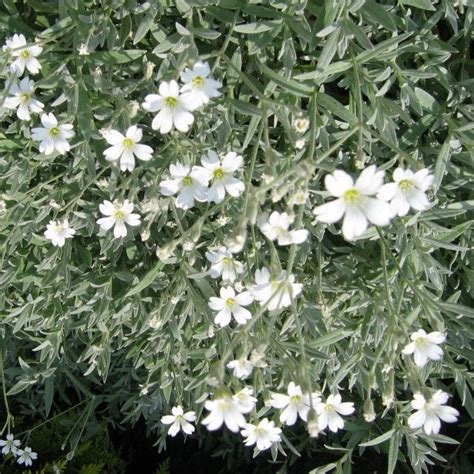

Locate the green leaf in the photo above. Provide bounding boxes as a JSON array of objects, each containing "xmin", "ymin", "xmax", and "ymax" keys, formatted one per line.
[
  {"xmin": 89, "ymin": 50, "xmax": 146, "ymax": 64},
  {"xmin": 360, "ymin": 429, "xmax": 395, "ymax": 447},
  {"xmin": 233, "ymin": 20, "xmax": 282, "ymax": 34},
  {"xmin": 257, "ymin": 60, "xmax": 313, "ymax": 97},
  {"xmin": 361, "ymin": 1, "xmax": 397, "ymax": 32},
  {"xmin": 400, "ymin": 0, "xmax": 435, "ymax": 11},
  {"xmin": 125, "ymin": 262, "xmax": 165, "ymax": 297},
  {"xmin": 133, "ymin": 5, "xmax": 158, "ymax": 44},
  {"xmin": 317, "ymin": 93, "xmax": 358, "ymax": 124},
  {"xmin": 387, "ymin": 430, "xmax": 401, "ymax": 474}
]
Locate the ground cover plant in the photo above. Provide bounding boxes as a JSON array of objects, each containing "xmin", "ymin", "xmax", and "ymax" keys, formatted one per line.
[{"xmin": 0, "ymin": 0, "xmax": 473, "ymax": 472}]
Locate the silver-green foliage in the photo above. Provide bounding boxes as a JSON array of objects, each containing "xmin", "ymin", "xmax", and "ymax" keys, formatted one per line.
[{"xmin": 0, "ymin": 0, "xmax": 473, "ymax": 472}]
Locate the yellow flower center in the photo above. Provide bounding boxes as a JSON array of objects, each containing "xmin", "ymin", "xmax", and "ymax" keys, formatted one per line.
[
  {"xmin": 182, "ymin": 176, "xmax": 193, "ymax": 186},
  {"xmin": 226, "ymin": 298, "xmax": 235, "ymax": 307},
  {"xmin": 398, "ymin": 179, "xmax": 413, "ymax": 191},
  {"xmin": 222, "ymin": 257, "xmax": 232, "ymax": 265},
  {"xmin": 49, "ymin": 126, "xmax": 60, "ymax": 137},
  {"xmin": 53, "ymin": 223, "xmax": 64, "ymax": 233},
  {"xmin": 324, "ymin": 404, "xmax": 335, "ymax": 413},
  {"xmin": 212, "ymin": 167, "xmax": 225, "ymax": 180},
  {"xmin": 122, "ymin": 137, "xmax": 134, "ymax": 150},
  {"xmin": 290, "ymin": 394, "xmax": 302, "ymax": 404},
  {"xmin": 20, "ymin": 49, "xmax": 30, "ymax": 59},
  {"xmin": 192, "ymin": 75, "xmax": 204, "ymax": 87},
  {"xmin": 20, "ymin": 92, "xmax": 30, "ymax": 103},
  {"xmin": 164, "ymin": 96, "xmax": 178, "ymax": 108},
  {"xmin": 114, "ymin": 209, "xmax": 125, "ymax": 220},
  {"xmin": 343, "ymin": 188, "xmax": 360, "ymax": 204},
  {"xmin": 415, "ymin": 337, "xmax": 426, "ymax": 347}
]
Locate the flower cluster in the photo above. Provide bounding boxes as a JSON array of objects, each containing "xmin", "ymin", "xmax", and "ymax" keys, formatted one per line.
[
  {"xmin": 0, "ymin": 434, "xmax": 37, "ymax": 467},
  {"xmin": 313, "ymin": 165, "xmax": 434, "ymax": 241}
]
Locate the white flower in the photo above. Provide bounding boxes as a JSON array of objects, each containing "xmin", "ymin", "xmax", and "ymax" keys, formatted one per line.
[
  {"xmin": 103, "ymin": 126, "xmax": 153, "ymax": 172},
  {"xmin": 161, "ymin": 405, "xmax": 196, "ymax": 437},
  {"xmin": 97, "ymin": 200, "xmax": 141, "ymax": 239},
  {"xmin": 408, "ymin": 390, "xmax": 459, "ymax": 435},
  {"xmin": 44, "ymin": 219, "xmax": 75, "ymax": 247},
  {"xmin": 0, "ymin": 434, "xmax": 21, "ymax": 455},
  {"xmin": 270, "ymin": 382, "xmax": 319, "ymax": 426},
  {"xmin": 259, "ymin": 211, "xmax": 308, "ymax": 246},
  {"xmin": 16, "ymin": 447, "xmax": 37, "ymax": 467},
  {"xmin": 209, "ymin": 286, "xmax": 253, "ymax": 327},
  {"xmin": 233, "ymin": 387, "xmax": 258, "ymax": 414},
  {"xmin": 402, "ymin": 329, "xmax": 446, "ymax": 368},
  {"xmin": 205, "ymin": 247, "xmax": 244, "ymax": 283},
  {"xmin": 142, "ymin": 80, "xmax": 197, "ymax": 133},
  {"xmin": 313, "ymin": 165, "xmax": 392, "ymax": 241},
  {"xmin": 316, "ymin": 394, "xmax": 355, "ymax": 433},
  {"xmin": 31, "ymin": 113, "xmax": 74, "ymax": 155},
  {"xmin": 377, "ymin": 168, "xmax": 434, "ymax": 217},
  {"xmin": 227, "ymin": 358, "xmax": 254, "ymax": 379},
  {"xmin": 241, "ymin": 418, "xmax": 282, "ymax": 451},
  {"xmin": 202, "ymin": 394, "xmax": 247, "ymax": 432},
  {"xmin": 4, "ymin": 77, "xmax": 43, "ymax": 120},
  {"xmin": 159, "ymin": 162, "xmax": 208, "ymax": 209},
  {"xmin": 4, "ymin": 34, "xmax": 42, "ymax": 76},
  {"xmin": 249, "ymin": 267, "xmax": 302, "ymax": 311},
  {"xmin": 180, "ymin": 61, "xmax": 222, "ymax": 108},
  {"xmin": 292, "ymin": 116, "xmax": 310, "ymax": 134},
  {"xmin": 193, "ymin": 151, "xmax": 245, "ymax": 203}
]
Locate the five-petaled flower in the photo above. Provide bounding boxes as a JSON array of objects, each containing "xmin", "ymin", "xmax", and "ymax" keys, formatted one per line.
[
  {"xmin": 193, "ymin": 151, "xmax": 245, "ymax": 203},
  {"xmin": 31, "ymin": 113, "xmax": 74, "ymax": 155},
  {"xmin": 0, "ymin": 434, "xmax": 21, "ymax": 455},
  {"xmin": 259, "ymin": 211, "xmax": 309, "ymax": 246},
  {"xmin": 97, "ymin": 200, "xmax": 141, "ymax": 239},
  {"xmin": 180, "ymin": 61, "xmax": 222, "ymax": 108},
  {"xmin": 241, "ymin": 418, "xmax": 282, "ymax": 451},
  {"xmin": 202, "ymin": 393, "xmax": 249, "ymax": 432},
  {"xmin": 16, "ymin": 447, "xmax": 38, "ymax": 467},
  {"xmin": 142, "ymin": 80, "xmax": 197, "ymax": 133},
  {"xmin": 44, "ymin": 219, "xmax": 76, "ymax": 247},
  {"xmin": 209, "ymin": 286, "xmax": 253, "ymax": 327},
  {"xmin": 159, "ymin": 162, "xmax": 208, "ymax": 210},
  {"xmin": 313, "ymin": 165, "xmax": 392, "ymax": 241},
  {"xmin": 408, "ymin": 390, "xmax": 459, "ymax": 435},
  {"xmin": 227, "ymin": 358, "xmax": 254, "ymax": 380},
  {"xmin": 402, "ymin": 329, "xmax": 446, "ymax": 368},
  {"xmin": 161, "ymin": 405, "xmax": 196, "ymax": 437},
  {"xmin": 315, "ymin": 394, "xmax": 355, "ymax": 433},
  {"xmin": 102, "ymin": 126, "xmax": 153, "ymax": 172},
  {"xmin": 377, "ymin": 168, "xmax": 434, "ymax": 217},
  {"xmin": 4, "ymin": 77, "xmax": 44, "ymax": 121},
  {"xmin": 4, "ymin": 34, "xmax": 42, "ymax": 76},
  {"xmin": 270, "ymin": 382, "xmax": 319, "ymax": 426},
  {"xmin": 206, "ymin": 247, "xmax": 244, "ymax": 283}
]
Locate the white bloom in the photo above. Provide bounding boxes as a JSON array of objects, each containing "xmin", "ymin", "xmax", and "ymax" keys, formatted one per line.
[
  {"xmin": 377, "ymin": 168, "xmax": 434, "ymax": 217},
  {"xmin": 227, "ymin": 358, "xmax": 254, "ymax": 379},
  {"xmin": 103, "ymin": 126, "xmax": 153, "ymax": 172},
  {"xmin": 4, "ymin": 34, "xmax": 42, "ymax": 76},
  {"xmin": 44, "ymin": 219, "xmax": 75, "ymax": 247},
  {"xmin": 97, "ymin": 199, "xmax": 141, "ymax": 239},
  {"xmin": 16, "ymin": 447, "xmax": 37, "ymax": 467},
  {"xmin": 202, "ymin": 394, "xmax": 247, "ymax": 432},
  {"xmin": 402, "ymin": 329, "xmax": 446, "ymax": 368},
  {"xmin": 206, "ymin": 247, "xmax": 244, "ymax": 283},
  {"xmin": 180, "ymin": 61, "xmax": 222, "ymax": 108},
  {"xmin": 292, "ymin": 116, "xmax": 310, "ymax": 134},
  {"xmin": 193, "ymin": 151, "xmax": 245, "ymax": 203},
  {"xmin": 159, "ymin": 162, "xmax": 208, "ymax": 210},
  {"xmin": 295, "ymin": 138, "xmax": 306, "ymax": 150},
  {"xmin": 31, "ymin": 113, "xmax": 74, "ymax": 155},
  {"xmin": 241, "ymin": 418, "xmax": 282, "ymax": 451},
  {"xmin": 161, "ymin": 405, "xmax": 196, "ymax": 437},
  {"xmin": 408, "ymin": 390, "xmax": 459, "ymax": 435},
  {"xmin": 249, "ymin": 267, "xmax": 302, "ymax": 311},
  {"xmin": 259, "ymin": 211, "xmax": 308, "ymax": 246},
  {"xmin": 78, "ymin": 43, "xmax": 89, "ymax": 55},
  {"xmin": 270, "ymin": 382, "xmax": 319, "ymax": 426},
  {"xmin": 316, "ymin": 394, "xmax": 355, "ymax": 433},
  {"xmin": 0, "ymin": 434, "xmax": 21, "ymax": 455},
  {"xmin": 313, "ymin": 165, "xmax": 392, "ymax": 240},
  {"xmin": 209, "ymin": 286, "xmax": 253, "ymax": 327},
  {"xmin": 4, "ymin": 77, "xmax": 43, "ymax": 120},
  {"xmin": 142, "ymin": 80, "xmax": 197, "ymax": 133},
  {"xmin": 233, "ymin": 387, "xmax": 258, "ymax": 414}
]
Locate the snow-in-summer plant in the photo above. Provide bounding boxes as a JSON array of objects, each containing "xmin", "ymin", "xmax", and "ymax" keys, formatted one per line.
[{"xmin": 0, "ymin": 1, "xmax": 472, "ymax": 473}]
